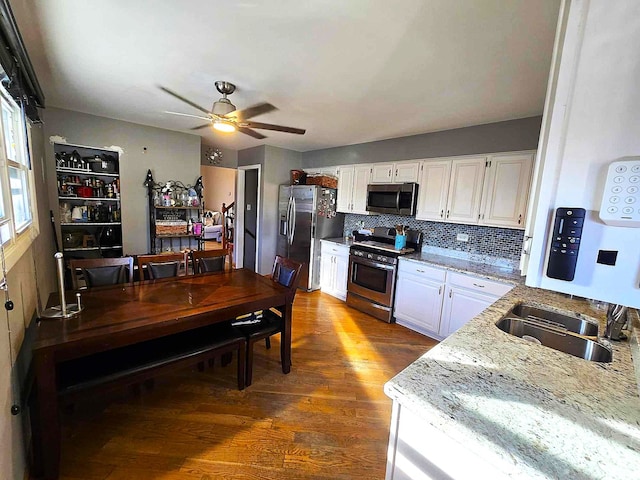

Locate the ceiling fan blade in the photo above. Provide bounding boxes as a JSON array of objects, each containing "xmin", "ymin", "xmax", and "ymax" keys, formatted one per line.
[
  {"xmin": 229, "ymin": 102, "xmax": 277, "ymax": 121},
  {"xmin": 164, "ymin": 111, "xmax": 211, "ymax": 121},
  {"xmin": 242, "ymin": 121, "xmax": 306, "ymax": 135},
  {"xmin": 159, "ymin": 86, "xmax": 211, "ymax": 115},
  {"xmin": 190, "ymin": 123, "xmax": 213, "ymax": 131},
  {"xmin": 237, "ymin": 127, "xmax": 267, "ymax": 139}
]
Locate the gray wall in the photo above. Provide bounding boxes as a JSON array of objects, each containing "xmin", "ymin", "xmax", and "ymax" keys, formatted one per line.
[
  {"xmin": 201, "ymin": 142, "xmax": 238, "ymax": 169},
  {"xmin": 302, "ymin": 116, "xmax": 541, "ymax": 167},
  {"xmin": 237, "ymin": 145, "xmax": 303, "ymax": 274},
  {"xmin": 43, "ymin": 108, "xmax": 201, "ymax": 254}
]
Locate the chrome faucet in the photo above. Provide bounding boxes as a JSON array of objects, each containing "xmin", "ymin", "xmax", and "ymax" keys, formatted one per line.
[{"xmin": 605, "ymin": 304, "xmax": 628, "ymax": 340}]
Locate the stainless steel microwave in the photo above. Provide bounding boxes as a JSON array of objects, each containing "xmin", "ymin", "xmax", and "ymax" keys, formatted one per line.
[{"xmin": 366, "ymin": 183, "xmax": 419, "ymax": 215}]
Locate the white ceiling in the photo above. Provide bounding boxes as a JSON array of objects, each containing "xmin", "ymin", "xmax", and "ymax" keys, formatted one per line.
[{"xmin": 12, "ymin": 0, "xmax": 560, "ymax": 152}]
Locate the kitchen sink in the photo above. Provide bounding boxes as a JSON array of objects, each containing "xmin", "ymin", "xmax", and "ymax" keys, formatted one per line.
[
  {"xmin": 496, "ymin": 317, "xmax": 612, "ymax": 363},
  {"xmin": 509, "ymin": 304, "xmax": 599, "ymax": 337}
]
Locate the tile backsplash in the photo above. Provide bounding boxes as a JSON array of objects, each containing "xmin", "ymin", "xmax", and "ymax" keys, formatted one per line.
[{"xmin": 344, "ymin": 214, "xmax": 524, "ymax": 262}]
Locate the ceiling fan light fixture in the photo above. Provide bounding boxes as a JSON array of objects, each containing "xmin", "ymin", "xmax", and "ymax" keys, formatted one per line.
[
  {"xmin": 211, "ymin": 97, "xmax": 236, "ymax": 116},
  {"xmin": 213, "ymin": 119, "xmax": 236, "ymax": 133}
]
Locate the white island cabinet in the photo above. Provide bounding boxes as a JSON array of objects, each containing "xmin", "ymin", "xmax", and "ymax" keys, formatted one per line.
[
  {"xmin": 394, "ymin": 258, "xmax": 513, "ymax": 340},
  {"xmin": 320, "ymin": 240, "xmax": 350, "ymax": 300}
]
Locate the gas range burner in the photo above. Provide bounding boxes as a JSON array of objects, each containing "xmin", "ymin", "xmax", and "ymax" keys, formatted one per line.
[{"xmin": 352, "ymin": 240, "xmax": 415, "ymax": 255}]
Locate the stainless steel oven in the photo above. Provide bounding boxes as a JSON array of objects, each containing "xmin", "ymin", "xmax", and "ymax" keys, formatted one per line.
[
  {"xmin": 347, "ymin": 251, "xmax": 397, "ymax": 307},
  {"xmin": 346, "ymin": 227, "xmax": 422, "ymax": 323}
]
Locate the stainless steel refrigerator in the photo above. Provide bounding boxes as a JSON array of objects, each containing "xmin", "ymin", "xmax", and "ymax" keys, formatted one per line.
[{"xmin": 278, "ymin": 185, "xmax": 345, "ymax": 291}]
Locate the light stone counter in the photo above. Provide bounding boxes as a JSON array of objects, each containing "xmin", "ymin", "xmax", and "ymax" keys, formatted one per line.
[
  {"xmin": 385, "ymin": 285, "xmax": 640, "ymax": 479},
  {"xmin": 320, "ymin": 237, "xmax": 353, "ymax": 247},
  {"xmin": 401, "ymin": 251, "xmax": 524, "ymax": 285}
]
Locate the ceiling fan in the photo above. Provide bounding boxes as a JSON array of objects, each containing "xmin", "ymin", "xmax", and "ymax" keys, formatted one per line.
[{"xmin": 161, "ymin": 81, "xmax": 306, "ymax": 139}]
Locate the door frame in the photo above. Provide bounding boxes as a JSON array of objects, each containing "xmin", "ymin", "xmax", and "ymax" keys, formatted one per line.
[{"xmin": 235, "ymin": 164, "xmax": 261, "ymax": 270}]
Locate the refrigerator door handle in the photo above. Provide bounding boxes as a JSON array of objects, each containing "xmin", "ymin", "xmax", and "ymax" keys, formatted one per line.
[
  {"xmin": 289, "ymin": 197, "xmax": 297, "ymax": 245},
  {"xmin": 286, "ymin": 196, "xmax": 293, "ymax": 243}
]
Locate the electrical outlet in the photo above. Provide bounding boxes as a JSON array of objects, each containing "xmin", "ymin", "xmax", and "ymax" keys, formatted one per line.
[{"xmin": 456, "ymin": 233, "xmax": 469, "ymax": 242}]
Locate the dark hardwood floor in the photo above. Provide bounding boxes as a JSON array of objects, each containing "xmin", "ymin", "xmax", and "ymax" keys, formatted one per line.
[{"xmin": 55, "ymin": 291, "xmax": 437, "ymax": 480}]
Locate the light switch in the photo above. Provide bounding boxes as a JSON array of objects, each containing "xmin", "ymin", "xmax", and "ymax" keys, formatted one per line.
[
  {"xmin": 246, "ymin": 204, "xmax": 252, "ymax": 211},
  {"xmin": 456, "ymin": 233, "xmax": 469, "ymax": 242}
]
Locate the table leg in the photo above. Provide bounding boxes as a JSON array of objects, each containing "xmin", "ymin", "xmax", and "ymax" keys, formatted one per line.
[
  {"xmin": 281, "ymin": 300, "xmax": 292, "ymax": 374},
  {"xmin": 31, "ymin": 351, "xmax": 60, "ymax": 479}
]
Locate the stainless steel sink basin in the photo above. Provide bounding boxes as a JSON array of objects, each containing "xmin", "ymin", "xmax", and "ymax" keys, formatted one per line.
[
  {"xmin": 509, "ymin": 304, "xmax": 599, "ymax": 337},
  {"xmin": 496, "ymin": 317, "xmax": 612, "ymax": 363}
]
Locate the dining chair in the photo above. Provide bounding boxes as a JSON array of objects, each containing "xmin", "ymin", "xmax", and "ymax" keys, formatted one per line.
[
  {"xmin": 69, "ymin": 257, "xmax": 134, "ymax": 290},
  {"xmin": 232, "ymin": 255, "xmax": 303, "ymax": 386},
  {"xmin": 137, "ymin": 252, "xmax": 186, "ymax": 280},
  {"xmin": 189, "ymin": 248, "xmax": 229, "ymax": 274}
]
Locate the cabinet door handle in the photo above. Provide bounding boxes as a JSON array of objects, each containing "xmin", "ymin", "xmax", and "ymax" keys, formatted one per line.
[
  {"xmin": 446, "ymin": 210, "xmax": 450, "ymax": 218},
  {"xmin": 518, "ymin": 214, "xmax": 522, "ymax": 224},
  {"xmin": 416, "ymin": 269, "xmax": 425, "ymax": 273},
  {"xmin": 449, "ymin": 289, "xmax": 452, "ymax": 298},
  {"xmin": 438, "ymin": 286, "xmax": 442, "ymax": 295},
  {"xmin": 472, "ymin": 283, "xmax": 485, "ymax": 288},
  {"xmin": 440, "ymin": 210, "xmax": 444, "ymax": 218}
]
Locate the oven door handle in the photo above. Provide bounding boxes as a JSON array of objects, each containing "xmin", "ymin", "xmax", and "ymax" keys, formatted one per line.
[{"xmin": 350, "ymin": 257, "xmax": 396, "ymax": 271}]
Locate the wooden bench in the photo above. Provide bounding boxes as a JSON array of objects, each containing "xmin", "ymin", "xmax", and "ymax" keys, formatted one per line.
[{"xmin": 56, "ymin": 324, "xmax": 246, "ymax": 400}]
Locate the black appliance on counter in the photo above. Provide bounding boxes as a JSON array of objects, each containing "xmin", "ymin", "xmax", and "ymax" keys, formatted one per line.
[{"xmin": 347, "ymin": 227, "xmax": 423, "ymax": 323}]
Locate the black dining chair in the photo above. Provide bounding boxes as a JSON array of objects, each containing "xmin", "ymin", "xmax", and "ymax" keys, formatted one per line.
[
  {"xmin": 189, "ymin": 248, "xmax": 229, "ymax": 274},
  {"xmin": 232, "ymin": 255, "xmax": 303, "ymax": 386},
  {"xmin": 69, "ymin": 257, "xmax": 134, "ymax": 290},
  {"xmin": 137, "ymin": 252, "xmax": 186, "ymax": 280}
]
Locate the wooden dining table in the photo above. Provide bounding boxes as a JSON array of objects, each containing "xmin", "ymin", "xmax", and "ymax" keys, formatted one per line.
[{"xmin": 30, "ymin": 269, "xmax": 290, "ymax": 480}]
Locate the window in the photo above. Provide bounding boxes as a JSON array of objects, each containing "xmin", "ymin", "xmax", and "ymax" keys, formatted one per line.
[{"xmin": 0, "ymin": 84, "xmax": 33, "ymax": 244}]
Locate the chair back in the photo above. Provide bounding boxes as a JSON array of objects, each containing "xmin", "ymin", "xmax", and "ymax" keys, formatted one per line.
[
  {"xmin": 137, "ymin": 252, "xmax": 186, "ymax": 280},
  {"xmin": 190, "ymin": 249, "xmax": 229, "ymax": 274},
  {"xmin": 271, "ymin": 255, "xmax": 303, "ymax": 302},
  {"xmin": 69, "ymin": 257, "xmax": 134, "ymax": 290}
]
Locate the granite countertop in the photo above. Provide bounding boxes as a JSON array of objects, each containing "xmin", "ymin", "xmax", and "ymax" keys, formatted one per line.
[
  {"xmin": 385, "ymin": 286, "xmax": 640, "ymax": 479},
  {"xmin": 321, "ymin": 238, "xmax": 523, "ymax": 284},
  {"xmin": 401, "ymin": 251, "xmax": 524, "ymax": 284},
  {"xmin": 320, "ymin": 237, "xmax": 353, "ymax": 247}
]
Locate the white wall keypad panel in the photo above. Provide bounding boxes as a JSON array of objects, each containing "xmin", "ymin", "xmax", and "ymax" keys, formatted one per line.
[{"xmin": 599, "ymin": 158, "xmax": 640, "ymax": 227}]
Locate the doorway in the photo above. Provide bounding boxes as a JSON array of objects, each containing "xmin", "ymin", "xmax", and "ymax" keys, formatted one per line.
[{"xmin": 235, "ymin": 165, "xmax": 261, "ymax": 271}]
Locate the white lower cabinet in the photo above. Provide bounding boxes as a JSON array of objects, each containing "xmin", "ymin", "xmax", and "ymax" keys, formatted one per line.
[
  {"xmin": 394, "ymin": 262, "xmax": 446, "ymax": 337},
  {"xmin": 320, "ymin": 241, "xmax": 350, "ymax": 300},
  {"xmin": 394, "ymin": 259, "xmax": 513, "ymax": 339}
]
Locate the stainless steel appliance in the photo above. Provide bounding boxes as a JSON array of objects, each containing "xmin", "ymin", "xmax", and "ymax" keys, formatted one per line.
[
  {"xmin": 278, "ymin": 185, "xmax": 345, "ymax": 291},
  {"xmin": 347, "ymin": 227, "xmax": 422, "ymax": 322},
  {"xmin": 366, "ymin": 183, "xmax": 419, "ymax": 215}
]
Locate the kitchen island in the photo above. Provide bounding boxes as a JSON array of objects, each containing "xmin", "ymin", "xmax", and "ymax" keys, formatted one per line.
[{"xmin": 384, "ymin": 285, "xmax": 640, "ymax": 479}]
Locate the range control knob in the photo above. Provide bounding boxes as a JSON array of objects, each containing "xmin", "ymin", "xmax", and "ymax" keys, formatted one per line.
[{"xmin": 367, "ymin": 253, "xmax": 373, "ymax": 259}]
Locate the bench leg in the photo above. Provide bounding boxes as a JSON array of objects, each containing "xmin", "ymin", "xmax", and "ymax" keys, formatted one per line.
[
  {"xmin": 245, "ymin": 339, "xmax": 255, "ymax": 387},
  {"xmin": 237, "ymin": 342, "xmax": 246, "ymax": 390}
]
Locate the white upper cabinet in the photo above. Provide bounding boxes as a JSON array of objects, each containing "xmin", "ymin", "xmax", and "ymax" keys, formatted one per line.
[
  {"xmin": 479, "ymin": 152, "xmax": 534, "ymax": 229},
  {"xmin": 336, "ymin": 166, "xmax": 354, "ymax": 213},
  {"xmin": 393, "ymin": 162, "xmax": 420, "ymax": 183},
  {"xmin": 337, "ymin": 164, "xmax": 372, "ymax": 214},
  {"xmin": 416, "ymin": 152, "xmax": 534, "ymax": 228},
  {"xmin": 352, "ymin": 165, "xmax": 372, "ymax": 214},
  {"xmin": 415, "ymin": 160, "xmax": 451, "ymax": 221},
  {"xmin": 371, "ymin": 163, "xmax": 394, "ymax": 183},
  {"xmin": 446, "ymin": 156, "xmax": 487, "ymax": 223},
  {"xmin": 370, "ymin": 161, "xmax": 420, "ymax": 184}
]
